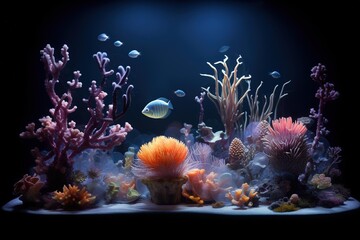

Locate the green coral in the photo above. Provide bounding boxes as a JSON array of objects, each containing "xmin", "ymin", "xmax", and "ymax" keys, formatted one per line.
[{"xmin": 273, "ymin": 202, "xmax": 299, "ymax": 212}]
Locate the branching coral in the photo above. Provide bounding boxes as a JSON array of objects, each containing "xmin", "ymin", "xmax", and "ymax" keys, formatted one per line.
[
  {"xmin": 132, "ymin": 136, "xmax": 189, "ymax": 180},
  {"xmin": 200, "ymin": 55, "xmax": 251, "ymax": 137},
  {"xmin": 225, "ymin": 183, "xmax": 258, "ymax": 207},
  {"xmin": 20, "ymin": 44, "xmax": 133, "ymax": 191},
  {"xmin": 263, "ymin": 117, "xmax": 311, "ymax": 175},
  {"xmin": 53, "ymin": 184, "xmax": 96, "ymax": 209},
  {"xmin": 299, "ymin": 63, "xmax": 339, "ymax": 184},
  {"xmin": 13, "ymin": 174, "xmax": 45, "ymax": 204}
]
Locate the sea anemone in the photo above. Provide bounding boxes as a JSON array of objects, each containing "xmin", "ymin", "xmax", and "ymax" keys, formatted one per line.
[
  {"xmin": 263, "ymin": 117, "xmax": 310, "ymax": 175},
  {"xmin": 132, "ymin": 136, "xmax": 189, "ymax": 180},
  {"xmin": 53, "ymin": 184, "xmax": 96, "ymax": 210}
]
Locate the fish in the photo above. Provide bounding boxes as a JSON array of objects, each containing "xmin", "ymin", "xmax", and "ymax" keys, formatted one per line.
[
  {"xmin": 97, "ymin": 33, "xmax": 109, "ymax": 42},
  {"xmin": 219, "ymin": 45, "xmax": 230, "ymax": 53},
  {"xmin": 114, "ymin": 40, "xmax": 123, "ymax": 47},
  {"xmin": 174, "ymin": 89, "xmax": 186, "ymax": 97},
  {"xmin": 269, "ymin": 71, "xmax": 281, "ymax": 78},
  {"xmin": 141, "ymin": 97, "xmax": 173, "ymax": 119},
  {"xmin": 128, "ymin": 50, "xmax": 141, "ymax": 58}
]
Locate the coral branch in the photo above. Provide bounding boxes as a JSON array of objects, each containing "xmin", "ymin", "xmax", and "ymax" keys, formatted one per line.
[
  {"xmin": 20, "ymin": 45, "xmax": 133, "ymax": 191},
  {"xmin": 201, "ymin": 55, "xmax": 251, "ymax": 137}
]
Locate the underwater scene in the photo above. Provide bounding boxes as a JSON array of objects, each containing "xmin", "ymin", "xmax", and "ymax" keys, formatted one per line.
[{"xmin": 3, "ymin": 0, "xmax": 359, "ymax": 217}]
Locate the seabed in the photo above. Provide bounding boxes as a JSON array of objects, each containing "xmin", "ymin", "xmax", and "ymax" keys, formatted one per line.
[{"xmin": 3, "ymin": 197, "xmax": 360, "ymax": 216}]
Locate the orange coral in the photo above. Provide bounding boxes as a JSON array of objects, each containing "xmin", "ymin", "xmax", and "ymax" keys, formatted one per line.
[
  {"xmin": 53, "ymin": 185, "xmax": 95, "ymax": 209},
  {"xmin": 226, "ymin": 183, "xmax": 258, "ymax": 207},
  {"xmin": 133, "ymin": 136, "xmax": 189, "ymax": 179}
]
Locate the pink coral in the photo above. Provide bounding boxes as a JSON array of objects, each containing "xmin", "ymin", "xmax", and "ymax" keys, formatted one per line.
[
  {"xmin": 263, "ymin": 117, "xmax": 311, "ymax": 175},
  {"xmin": 20, "ymin": 44, "xmax": 133, "ymax": 191},
  {"xmin": 182, "ymin": 168, "xmax": 231, "ymax": 204}
]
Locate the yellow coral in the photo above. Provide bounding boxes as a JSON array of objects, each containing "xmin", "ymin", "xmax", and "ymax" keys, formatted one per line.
[{"xmin": 53, "ymin": 185, "xmax": 95, "ymax": 209}]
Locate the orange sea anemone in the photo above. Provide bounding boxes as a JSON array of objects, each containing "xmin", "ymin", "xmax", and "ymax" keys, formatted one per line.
[
  {"xmin": 53, "ymin": 184, "xmax": 96, "ymax": 209},
  {"xmin": 132, "ymin": 136, "xmax": 189, "ymax": 180}
]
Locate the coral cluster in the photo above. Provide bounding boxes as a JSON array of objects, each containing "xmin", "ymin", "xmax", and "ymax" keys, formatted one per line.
[
  {"xmin": 226, "ymin": 183, "xmax": 258, "ymax": 207},
  {"xmin": 53, "ymin": 185, "xmax": 96, "ymax": 210}
]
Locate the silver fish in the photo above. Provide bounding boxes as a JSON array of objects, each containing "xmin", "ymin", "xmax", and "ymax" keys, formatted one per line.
[
  {"xmin": 128, "ymin": 50, "xmax": 141, "ymax": 58},
  {"xmin": 142, "ymin": 97, "xmax": 173, "ymax": 119},
  {"xmin": 114, "ymin": 40, "xmax": 123, "ymax": 47},
  {"xmin": 97, "ymin": 33, "xmax": 109, "ymax": 41},
  {"xmin": 174, "ymin": 89, "xmax": 185, "ymax": 97},
  {"xmin": 269, "ymin": 71, "xmax": 281, "ymax": 78}
]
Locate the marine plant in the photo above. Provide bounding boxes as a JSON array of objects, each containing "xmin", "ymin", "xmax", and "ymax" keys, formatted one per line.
[{"xmin": 19, "ymin": 44, "xmax": 133, "ymax": 192}]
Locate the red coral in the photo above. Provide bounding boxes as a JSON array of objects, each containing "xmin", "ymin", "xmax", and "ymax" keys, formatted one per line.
[{"xmin": 14, "ymin": 174, "xmax": 44, "ymax": 204}]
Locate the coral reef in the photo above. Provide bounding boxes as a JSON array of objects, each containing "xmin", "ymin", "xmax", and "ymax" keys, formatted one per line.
[
  {"xmin": 20, "ymin": 44, "xmax": 133, "ymax": 191},
  {"xmin": 263, "ymin": 117, "xmax": 311, "ymax": 175},
  {"xmin": 200, "ymin": 55, "xmax": 251, "ymax": 137},
  {"xmin": 13, "ymin": 174, "xmax": 45, "ymax": 205},
  {"xmin": 53, "ymin": 185, "xmax": 96, "ymax": 210}
]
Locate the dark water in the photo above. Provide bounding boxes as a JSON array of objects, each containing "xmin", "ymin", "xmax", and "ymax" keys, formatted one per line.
[{"xmin": 2, "ymin": 0, "xmax": 356, "ymax": 206}]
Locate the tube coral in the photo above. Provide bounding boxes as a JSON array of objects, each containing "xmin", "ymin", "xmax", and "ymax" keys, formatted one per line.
[
  {"xmin": 263, "ymin": 117, "xmax": 311, "ymax": 175},
  {"xmin": 132, "ymin": 136, "xmax": 189, "ymax": 180}
]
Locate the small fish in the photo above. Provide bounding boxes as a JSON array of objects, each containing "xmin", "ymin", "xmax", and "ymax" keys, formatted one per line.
[
  {"xmin": 142, "ymin": 97, "xmax": 173, "ymax": 119},
  {"xmin": 128, "ymin": 50, "xmax": 141, "ymax": 58},
  {"xmin": 174, "ymin": 89, "xmax": 186, "ymax": 97},
  {"xmin": 97, "ymin": 33, "xmax": 109, "ymax": 42},
  {"xmin": 269, "ymin": 71, "xmax": 281, "ymax": 78},
  {"xmin": 219, "ymin": 45, "xmax": 230, "ymax": 53},
  {"xmin": 114, "ymin": 40, "xmax": 123, "ymax": 47}
]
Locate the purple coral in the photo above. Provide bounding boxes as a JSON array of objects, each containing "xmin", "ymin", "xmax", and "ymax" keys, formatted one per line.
[
  {"xmin": 20, "ymin": 44, "xmax": 133, "ymax": 191},
  {"xmin": 309, "ymin": 63, "xmax": 339, "ymax": 153},
  {"xmin": 300, "ymin": 63, "xmax": 339, "ymax": 184}
]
